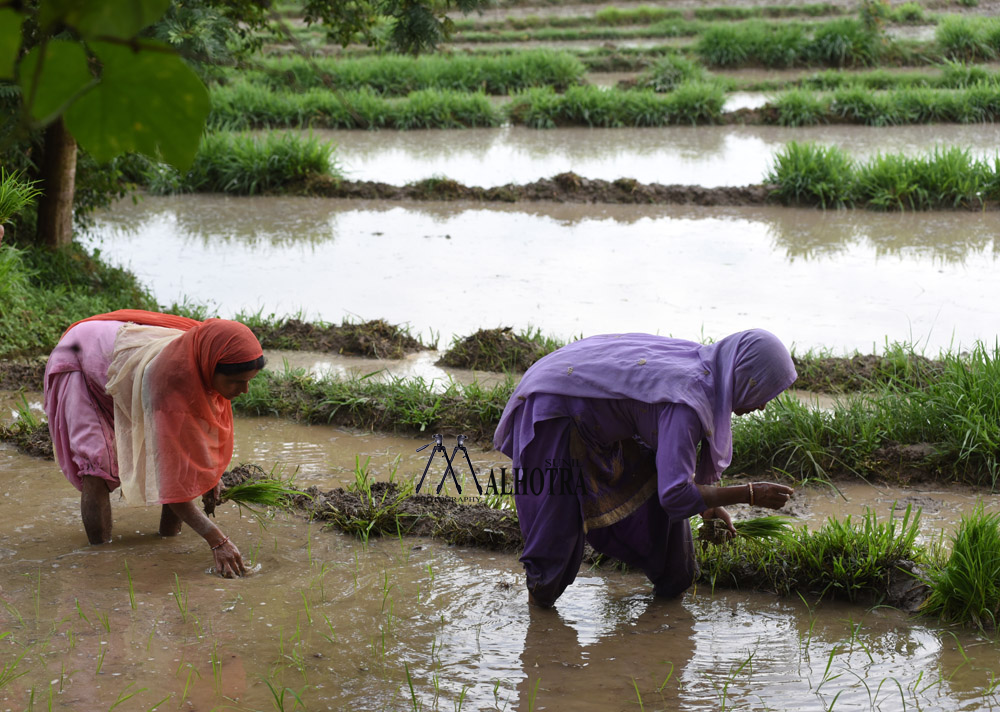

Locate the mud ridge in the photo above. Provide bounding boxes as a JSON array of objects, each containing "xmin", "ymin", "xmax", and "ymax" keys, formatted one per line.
[
  {"xmin": 304, "ymin": 172, "xmax": 776, "ymax": 206},
  {"xmin": 251, "ymin": 318, "xmax": 426, "ymax": 359}
]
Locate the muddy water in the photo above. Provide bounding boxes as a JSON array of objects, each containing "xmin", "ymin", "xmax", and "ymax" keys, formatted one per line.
[
  {"xmin": 87, "ymin": 196, "xmax": 999, "ymax": 353},
  {"xmin": 4, "ymin": 423, "xmax": 1000, "ymax": 711},
  {"xmin": 312, "ymin": 124, "xmax": 1000, "ymax": 188}
]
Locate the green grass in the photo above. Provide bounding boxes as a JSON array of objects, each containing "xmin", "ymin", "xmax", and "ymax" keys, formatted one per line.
[
  {"xmin": 696, "ymin": 18, "xmax": 885, "ymax": 68},
  {"xmin": 137, "ymin": 131, "xmax": 338, "ymax": 195},
  {"xmin": 239, "ymin": 50, "xmax": 586, "ymax": 95},
  {"xmin": 209, "ymin": 82, "xmax": 504, "ymax": 130},
  {"xmin": 507, "ymin": 83, "xmax": 725, "ymax": 128},
  {"xmin": 698, "ymin": 506, "xmax": 922, "ymax": 604},
  {"xmin": 633, "ymin": 54, "xmax": 709, "ymax": 92},
  {"xmin": 922, "ymin": 504, "xmax": 1000, "ymax": 630},
  {"xmin": 0, "ymin": 242, "xmax": 157, "ymax": 359},
  {"xmin": 731, "ymin": 343, "xmax": 1000, "ymax": 487},
  {"xmin": 936, "ymin": 15, "xmax": 1000, "ymax": 62},
  {"xmin": 766, "ymin": 142, "xmax": 1000, "ymax": 209}
]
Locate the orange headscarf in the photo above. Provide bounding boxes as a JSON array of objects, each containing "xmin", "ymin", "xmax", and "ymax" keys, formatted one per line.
[
  {"xmin": 100, "ymin": 312, "xmax": 263, "ymax": 505},
  {"xmin": 67, "ymin": 309, "xmax": 203, "ymax": 335}
]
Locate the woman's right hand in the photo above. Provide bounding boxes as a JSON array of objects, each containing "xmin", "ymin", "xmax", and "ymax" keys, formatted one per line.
[
  {"xmin": 751, "ymin": 482, "xmax": 794, "ymax": 509},
  {"xmin": 212, "ymin": 537, "xmax": 246, "ymax": 578}
]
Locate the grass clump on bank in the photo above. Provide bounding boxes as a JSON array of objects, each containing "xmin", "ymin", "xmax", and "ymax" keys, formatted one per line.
[
  {"xmin": 699, "ymin": 506, "xmax": 924, "ymax": 606},
  {"xmin": 242, "ymin": 50, "xmax": 586, "ymax": 94},
  {"xmin": 766, "ymin": 142, "xmax": 1000, "ymax": 210},
  {"xmin": 209, "ymin": 82, "xmax": 503, "ymax": 130},
  {"xmin": 922, "ymin": 504, "xmax": 1000, "ymax": 630},
  {"xmin": 235, "ymin": 366, "xmax": 515, "ymax": 441},
  {"xmin": 936, "ymin": 15, "xmax": 1000, "ymax": 62},
  {"xmin": 732, "ymin": 343, "xmax": 1000, "ymax": 488},
  {"xmin": 135, "ymin": 132, "xmax": 338, "ymax": 195},
  {"xmin": 696, "ymin": 18, "xmax": 886, "ymax": 68},
  {"xmin": 437, "ymin": 327, "xmax": 563, "ymax": 372},
  {"xmin": 508, "ymin": 83, "xmax": 725, "ymax": 127}
]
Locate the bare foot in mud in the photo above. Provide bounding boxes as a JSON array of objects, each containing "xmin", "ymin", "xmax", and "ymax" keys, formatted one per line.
[{"xmin": 158, "ymin": 504, "xmax": 183, "ymax": 536}]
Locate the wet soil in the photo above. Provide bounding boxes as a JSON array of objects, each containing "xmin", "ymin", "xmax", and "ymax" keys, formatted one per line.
[
  {"xmin": 250, "ymin": 318, "xmax": 427, "ymax": 358},
  {"xmin": 436, "ymin": 327, "xmax": 553, "ymax": 372},
  {"xmin": 301, "ymin": 172, "xmax": 1000, "ymax": 211},
  {"xmin": 305, "ymin": 172, "xmax": 776, "ymax": 206},
  {"xmin": 0, "ymin": 356, "xmax": 46, "ymax": 390},
  {"xmin": 791, "ymin": 352, "xmax": 945, "ymax": 393},
  {"xmin": 0, "ymin": 420, "xmax": 52, "ymax": 459}
]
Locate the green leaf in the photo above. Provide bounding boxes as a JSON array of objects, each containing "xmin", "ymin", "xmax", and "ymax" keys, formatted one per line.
[
  {"xmin": 42, "ymin": 0, "xmax": 172, "ymax": 40},
  {"xmin": 17, "ymin": 40, "xmax": 94, "ymax": 125},
  {"xmin": 0, "ymin": 9, "xmax": 24, "ymax": 79},
  {"xmin": 64, "ymin": 41, "xmax": 209, "ymax": 170}
]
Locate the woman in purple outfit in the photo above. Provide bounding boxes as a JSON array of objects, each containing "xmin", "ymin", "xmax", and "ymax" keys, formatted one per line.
[{"xmin": 494, "ymin": 329, "xmax": 797, "ymax": 607}]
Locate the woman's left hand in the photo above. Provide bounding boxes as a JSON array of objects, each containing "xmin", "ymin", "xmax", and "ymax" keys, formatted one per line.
[{"xmin": 701, "ymin": 506, "xmax": 737, "ymax": 538}]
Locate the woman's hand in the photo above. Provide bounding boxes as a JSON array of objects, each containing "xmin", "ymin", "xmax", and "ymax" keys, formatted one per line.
[
  {"xmin": 701, "ymin": 506, "xmax": 737, "ymax": 538},
  {"xmin": 750, "ymin": 482, "xmax": 794, "ymax": 509},
  {"xmin": 212, "ymin": 537, "xmax": 246, "ymax": 578}
]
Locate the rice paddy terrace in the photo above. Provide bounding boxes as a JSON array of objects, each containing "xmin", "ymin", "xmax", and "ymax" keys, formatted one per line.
[{"xmin": 4, "ymin": 0, "xmax": 1000, "ymax": 710}]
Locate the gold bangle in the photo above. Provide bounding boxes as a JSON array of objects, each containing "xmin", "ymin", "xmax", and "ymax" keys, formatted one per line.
[{"xmin": 748, "ymin": 483, "xmax": 755, "ymax": 506}]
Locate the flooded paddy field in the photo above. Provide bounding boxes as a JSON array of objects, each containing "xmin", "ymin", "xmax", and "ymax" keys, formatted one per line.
[
  {"xmin": 87, "ymin": 196, "xmax": 998, "ymax": 354},
  {"xmin": 5, "ymin": 419, "xmax": 1000, "ymax": 712},
  {"xmin": 307, "ymin": 125, "xmax": 1000, "ymax": 188}
]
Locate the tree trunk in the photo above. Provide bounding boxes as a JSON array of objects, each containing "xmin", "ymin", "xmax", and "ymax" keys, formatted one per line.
[{"xmin": 35, "ymin": 118, "xmax": 77, "ymax": 249}]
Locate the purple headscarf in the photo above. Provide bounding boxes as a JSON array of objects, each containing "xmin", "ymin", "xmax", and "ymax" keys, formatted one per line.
[{"xmin": 494, "ymin": 329, "xmax": 797, "ymax": 480}]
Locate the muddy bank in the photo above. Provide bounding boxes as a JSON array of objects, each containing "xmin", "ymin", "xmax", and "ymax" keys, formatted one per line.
[
  {"xmin": 0, "ymin": 356, "xmax": 46, "ymax": 390},
  {"xmin": 305, "ymin": 172, "xmax": 776, "ymax": 206},
  {"xmin": 791, "ymin": 352, "xmax": 945, "ymax": 393},
  {"xmin": 301, "ymin": 172, "xmax": 1000, "ymax": 210},
  {"xmin": 251, "ymin": 317, "xmax": 427, "ymax": 358}
]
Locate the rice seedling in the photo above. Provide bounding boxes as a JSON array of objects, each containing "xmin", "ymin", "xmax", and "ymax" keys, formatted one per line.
[
  {"xmin": 765, "ymin": 141, "xmax": 999, "ymax": 210},
  {"xmin": 172, "ymin": 574, "xmax": 189, "ymax": 623},
  {"xmin": 771, "ymin": 89, "xmax": 827, "ymax": 127},
  {"xmin": 221, "ymin": 475, "xmax": 309, "ymax": 516},
  {"xmin": 0, "ymin": 169, "xmax": 41, "ymax": 224},
  {"xmin": 633, "ymin": 54, "xmax": 709, "ymax": 92},
  {"xmin": 209, "ymin": 83, "xmax": 504, "ymax": 131},
  {"xmin": 765, "ymin": 141, "xmax": 857, "ymax": 208},
  {"xmin": 140, "ymin": 131, "xmax": 338, "ymax": 196},
  {"xmin": 921, "ymin": 504, "xmax": 1000, "ymax": 630},
  {"xmin": 95, "ymin": 644, "xmax": 107, "ymax": 674},
  {"xmin": 936, "ymin": 16, "xmax": 1000, "ymax": 62},
  {"xmin": 508, "ymin": 83, "xmax": 724, "ymax": 128},
  {"xmin": 242, "ymin": 50, "xmax": 586, "ymax": 95},
  {"xmin": 108, "ymin": 682, "xmax": 146, "ymax": 711},
  {"xmin": 697, "ymin": 505, "xmax": 922, "ymax": 604},
  {"xmin": 124, "ymin": 560, "xmax": 136, "ymax": 611},
  {"xmin": 734, "ymin": 516, "xmax": 794, "ymax": 541}
]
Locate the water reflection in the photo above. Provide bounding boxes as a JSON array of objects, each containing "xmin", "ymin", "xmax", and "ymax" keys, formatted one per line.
[
  {"xmin": 308, "ymin": 124, "xmax": 1000, "ymax": 188},
  {"xmin": 88, "ymin": 197, "xmax": 1000, "ymax": 353}
]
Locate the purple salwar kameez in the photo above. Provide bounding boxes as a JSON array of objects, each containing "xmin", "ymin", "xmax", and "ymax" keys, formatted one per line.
[{"xmin": 494, "ymin": 330, "xmax": 797, "ymax": 605}]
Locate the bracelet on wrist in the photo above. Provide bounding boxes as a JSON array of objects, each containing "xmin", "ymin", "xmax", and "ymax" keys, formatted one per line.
[{"xmin": 211, "ymin": 535, "xmax": 229, "ymax": 551}]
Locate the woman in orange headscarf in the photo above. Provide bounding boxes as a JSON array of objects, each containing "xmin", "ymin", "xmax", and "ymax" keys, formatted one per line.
[{"xmin": 43, "ymin": 310, "xmax": 265, "ymax": 578}]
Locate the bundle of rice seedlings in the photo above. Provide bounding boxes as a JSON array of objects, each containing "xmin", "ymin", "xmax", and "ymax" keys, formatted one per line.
[
  {"xmin": 206, "ymin": 463, "xmax": 309, "ymax": 517},
  {"xmin": 734, "ymin": 515, "xmax": 794, "ymax": 540}
]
